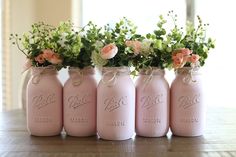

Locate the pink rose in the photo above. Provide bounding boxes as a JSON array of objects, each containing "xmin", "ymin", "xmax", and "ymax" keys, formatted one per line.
[
  {"xmin": 125, "ymin": 41, "xmax": 132, "ymax": 47},
  {"xmin": 173, "ymin": 57, "xmax": 182, "ymax": 65},
  {"xmin": 190, "ymin": 54, "xmax": 200, "ymax": 63},
  {"xmin": 48, "ymin": 53, "xmax": 63, "ymax": 64},
  {"xmin": 35, "ymin": 54, "xmax": 45, "ymax": 64},
  {"xmin": 172, "ymin": 52, "xmax": 190, "ymax": 68},
  {"xmin": 42, "ymin": 49, "xmax": 54, "ymax": 60},
  {"xmin": 180, "ymin": 48, "xmax": 192, "ymax": 56},
  {"xmin": 172, "ymin": 52, "xmax": 183, "ymax": 60},
  {"xmin": 125, "ymin": 40, "xmax": 142, "ymax": 55},
  {"xmin": 100, "ymin": 43, "xmax": 118, "ymax": 59},
  {"xmin": 172, "ymin": 53, "xmax": 183, "ymax": 68},
  {"xmin": 172, "ymin": 48, "xmax": 192, "ymax": 57}
]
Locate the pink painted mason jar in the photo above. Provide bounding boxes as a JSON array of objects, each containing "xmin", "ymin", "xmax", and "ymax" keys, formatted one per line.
[
  {"xmin": 170, "ymin": 67, "xmax": 205, "ymax": 136},
  {"xmin": 27, "ymin": 66, "xmax": 63, "ymax": 136},
  {"xmin": 63, "ymin": 67, "xmax": 97, "ymax": 136},
  {"xmin": 136, "ymin": 68, "xmax": 169, "ymax": 137},
  {"xmin": 97, "ymin": 67, "xmax": 135, "ymax": 140}
]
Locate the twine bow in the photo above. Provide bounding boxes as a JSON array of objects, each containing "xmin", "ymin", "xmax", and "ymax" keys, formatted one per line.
[
  {"xmin": 178, "ymin": 64, "xmax": 200, "ymax": 84},
  {"xmin": 101, "ymin": 67, "xmax": 130, "ymax": 87},
  {"xmin": 141, "ymin": 67, "xmax": 164, "ymax": 89},
  {"xmin": 69, "ymin": 67, "xmax": 94, "ymax": 86},
  {"xmin": 182, "ymin": 69, "xmax": 196, "ymax": 84},
  {"xmin": 31, "ymin": 66, "xmax": 57, "ymax": 84}
]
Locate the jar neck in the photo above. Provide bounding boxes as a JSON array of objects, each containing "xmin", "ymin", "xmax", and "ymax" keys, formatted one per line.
[
  {"xmin": 139, "ymin": 67, "xmax": 165, "ymax": 76},
  {"xmin": 68, "ymin": 67, "xmax": 95, "ymax": 86},
  {"xmin": 101, "ymin": 66, "xmax": 131, "ymax": 87},
  {"xmin": 31, "ymin": 66, "xmax": 58, "ymax": 76},
  {"xmin": 30, "ymin": 66, "xmax": 58, "ymax": 84},
  {"xmin": 175, "ymin": 67, "xmax": 201, "ymax": 84},
  {"xmin": 101, "ymin": 66, "xmax": 130, "ymax": 76},
  {"xmin": 69, "ymin": 66, "xmax": 95, "ymax": 76},
  {"xmin": 176, "ymin": 67, "xmax": 200, "ymax": 75}
]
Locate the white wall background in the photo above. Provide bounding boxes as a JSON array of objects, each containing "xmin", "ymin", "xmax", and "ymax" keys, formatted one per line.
[
  {"xmin": 0, "ymin": 0, "xmax": 2, "ymax": 111},
  {"xmin": 82, "ymin": 0, "xmax": 236, "ymax": 108},
  {"xmin": 195, "ymin": 0, "xmax": 236, "ymax": 107}
]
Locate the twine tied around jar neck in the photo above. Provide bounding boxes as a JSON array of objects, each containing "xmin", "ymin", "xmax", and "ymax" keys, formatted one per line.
[
  {"xmin": 69, "ymin": 67, "xmax": 95, "ymax": 86},
  {"xmin": 139, "ymin": 67, "xmax": 164, "ymax": 89},
  {"xmin": 101, "ymin": 67, "xmax": 130, "ymax": 87},
  {"xmin": 31, "ymin": 65, "xmax": 57, "ymax": 84},
  {"xmin": 177, "ymin": 66, "xmax": 200, "ymax": 84}
]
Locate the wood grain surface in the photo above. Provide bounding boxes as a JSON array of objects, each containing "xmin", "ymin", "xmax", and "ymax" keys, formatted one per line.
[{"xmin": 0, "ymin": 107, "xmax": 236, "ymax": 157}]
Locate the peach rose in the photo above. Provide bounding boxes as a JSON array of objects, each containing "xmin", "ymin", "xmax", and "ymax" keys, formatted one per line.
[
  {"xmin": 125, "ymin": 40, "xmax": 142, "ymax": 55},
  {"xmin": 172, "ymin": 53, "xmax": 183, "ymax": 68},
  {"xmin": 180, "ymin": 48, "xmax": 192, "ymax": 56},
  {"xmin": 173, "ymin": 48, "xmax": 192, "ymax": 56},
  {"xmin": 190, "ymin": 54, "xmax": 200, "ymax": 63},
  {"xmin": 173, "ymin": 57, "xmax": 182, "ymax": 65},
  {"xmin": 172, "ymin": 52, "xmax": 183, "ymax": 60},
  {"xmin": 100, "ymin": 43, "xmax": 118, "ymax": 59},
  {"xmin": 42, "ymin": 49, "xmax": 54, "ymax": 60},
  {"xmin": 35, "ymin": 54, "xmax": 45, "ymax": 64},
  {"xmin": 172, "ymin": 52, "xmax": 190, "ymax": 68},
  {"xmin": 48, "ymin": 53, "xmax": 63, "ymax": 64}
]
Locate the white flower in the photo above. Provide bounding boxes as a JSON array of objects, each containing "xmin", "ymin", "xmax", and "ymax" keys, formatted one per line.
[
  {"xmin": 58, "ymin": 32, "xmax": 68, "ymax": 47},
  {"xmin": 141, "ymin": 39, "xmax": 153, "ymax": 55},
  {"xmin": 91, "ymin": 50, "xmax": 108, "ymax": 67},
  {"xmin": 94, "ymin": 41, "xmax": 104, "ymax": 50}
]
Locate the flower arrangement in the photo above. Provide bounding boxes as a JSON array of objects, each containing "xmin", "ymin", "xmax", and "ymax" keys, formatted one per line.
[
  {"xmin": 50, "ymin": 21, "xmax": 85, "ymax": 68},
  {"xmin": 131, "ymin": 15, "xmax": 173, "ymax": 72},
  {"xmin": 91, "ymin": 17, "xmax": 143, "ymax": 67},
  {"xmin": 79, "ymin": 21, "xmax": 104, "ymax": 68},
  {"xmin": 9, "ymin": 22, "xmax": 63, "ymax": 70},
  {"xmin": 167, "ymin": 11, "xmax": 215, "ymax": 69},
  {"xmin": 10, "ymin": 12, "xmax": 215, "ymax": 72}
]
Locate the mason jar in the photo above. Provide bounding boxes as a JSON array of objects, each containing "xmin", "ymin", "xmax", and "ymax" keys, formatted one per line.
[
  {"xmin": 97, "ymin": 67, "xmax": 135, "ymax": 140},
  {"xmin": 63, "ymin": 67, "xmax": 97, "ymax": 137},
  {"xmin": 136, "ymin": 67, "xmax": 169, "ymax": 137},
  {"xmin": 170, "ymin": 67, "xmax": 205, "ymax": 136},
  {"xmin": 27, "ymin": 66, "xmax": 63, "ymax": 136}
]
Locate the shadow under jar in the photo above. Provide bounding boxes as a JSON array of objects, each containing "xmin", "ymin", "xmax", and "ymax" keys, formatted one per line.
[
  {"xmin": 170, "ymin": 67, "xmax": 205, "ymax": 137},
  {"xmin": 63, "ymin": 67, "xmax": 97, "ymax": 137},
  {"xmin": 27, "ymin": 66, "xmax": 63, "ymax": 136},
  {"xmin": 97, "ymin": 67, "xmax": 135, "ymax": 140}
]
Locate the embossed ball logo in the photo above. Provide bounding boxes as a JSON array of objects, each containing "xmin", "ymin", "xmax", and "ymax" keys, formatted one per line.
[
  {"xmin": 178, "ymin": 94, "xmax": 200, "ymax": 109},
  {"xmin": 67, "ymin": 94, "xmax": 91, "ymax": 110},
  {"xmin": 104, "ymin": 96, "xmax": 128, "ymax": 112},
  {"xmin": 140, "ymin": 94, "xmax": 163, "ymax": 109},
  {"xmin": 32, "ymin": 94, "xmax": 56, "ymax": 110}
]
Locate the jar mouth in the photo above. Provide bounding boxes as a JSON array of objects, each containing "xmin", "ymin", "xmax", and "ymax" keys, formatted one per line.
[
  {"xmin": 176, "ymin": 67, "xmax": 200, "ymax": 75},
  {"xmin": 101, "ymin": 66, "xmax": 130, "ymax": 75},
  {"xmin": 31, "ymin": 65, "xmax": 57, "ymax": 76},
  {"xmin": 69, "ymin": 66, "xmax": 93, "ymax": 70},
  {"xmin": 69, "ymin": 66, "xmax": 95, "ymax": 75},
  {"xmin": 31, "ymin": 65, "xmax": 56, "ymax": 70},
  {"xmin": 139, "ymin": 67, "xmax": 165, "ymax": 75}
]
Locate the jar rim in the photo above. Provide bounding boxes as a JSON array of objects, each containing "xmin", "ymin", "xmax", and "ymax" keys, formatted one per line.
[
  {"xmin": 176, "ymin": 67, "xmax": 201, "ymax": 75},
  {"xmin": 69, "ymin": 66, "xmax": 95, "ymax": 75},
  {"xmin": 100, "ymin": 66, "xmax": 130, "ymax": 74},
  {"xmin": 69, "ymin": 66, "xmax": 94, "ymax": 70},
  {"xmin": 31, "ymin": 65, "xmax": 57, "ymax": 76},
  {"xmin": 139, "ymin": 67, "xmax": 165, "ymax": 75}
]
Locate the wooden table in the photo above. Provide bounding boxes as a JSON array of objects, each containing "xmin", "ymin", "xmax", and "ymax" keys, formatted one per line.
[{"xmin": 1, "ymin": 107, "xmax": 236, "ymax": 157}]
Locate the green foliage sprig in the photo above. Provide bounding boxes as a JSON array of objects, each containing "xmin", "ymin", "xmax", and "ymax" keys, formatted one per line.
[
  {"xmin": 91, "ymin": 17, "xmax": 143, "ymax": 67},
  {"xmin": 167, "ymin": 11, "xmax": 215, "ymax": 68},
  {"xmin": 10, "ymin": 22, "xmax": 63, "ymax": 69}
]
